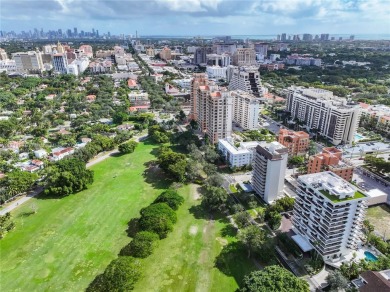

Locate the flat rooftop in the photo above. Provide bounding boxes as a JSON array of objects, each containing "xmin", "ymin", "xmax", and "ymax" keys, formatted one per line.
[{"xmin": 298, "ymin": 171, "xmax": 367, "ymax": 203}]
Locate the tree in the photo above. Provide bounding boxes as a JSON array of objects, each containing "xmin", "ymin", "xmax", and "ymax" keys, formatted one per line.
[
  {"xmin": 267, "ymin": 212, "xmax": 282, "ymax": 230},
  {"xmin": 205, "ymin": 173, "xmax": 224, "ymax": 187},
  {"xmin": 241, "ymin": 266, "xmax": 309, "ymax": 292},
  {"xmin": 326, "ymin": 270, "xmax": 349, "ymax": 292},
  {"xmin": 157, "ymin": 147, "xmax": 188, "ymax": 182},
  {"xmin": 0, "ymin": 212, "xmax": 15, "ymax": 239},
  {"xmin": 2, "ymin": 170, "xmax": 38, "ymax": 198},
  {"xmin": 120, "ymin": 231, "xmax": 159, "ymax": 258},
  {"xmin": 86, "ymin": 256, "xmax": 142, "ymax": 292},
  {"xmin": 288, "ymin": 155, "xmax": 305, "ymax": 167},
  {"xmin": 234, "ymin": 211, "xmax": 252, "ymax": 229},
  {"xmin": 118, "ymin": 141, "xmax": 138, "ymax": 154},
  {"xmin": 201, "ymin": 186, "xmax": 228, "ymax": 211},
  {"xmin": 153, "ymin": 189, "xmax": 184, "ymax": 211},
  {"xmin": 45, "ymin": 158, "xmax": 94, "ymax": 197},
  {"xmin": 138, "ymin": 203, "xmax": 177, "ymax": 239},
  {"xmin": 238, "ymin": 225, "xmax": 266, "ymax": 258}
]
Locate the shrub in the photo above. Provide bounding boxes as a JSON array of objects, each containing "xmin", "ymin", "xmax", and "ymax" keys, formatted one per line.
[
  {"xmin": 138, "ymin": 203, "xmax": 177, "ymax": 238},
  {"xmin": 153, "ymin": 189, "xmax": 184, "ymax": 211},
  {"xmin": 120, "ymin": 231, "xmax": 159, "ymax": 258}
]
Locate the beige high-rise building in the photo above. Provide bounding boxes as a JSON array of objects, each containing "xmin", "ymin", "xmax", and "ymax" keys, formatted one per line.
[
  {"xmin": 12, "ymin": 51, "xmax": 44, "ymax": 72},
  {"xmin": 190, "ymin": 73, "xmax": 208, "ymax": 120},
  {"xmin": 159, "ymin": 47, "xmax": 172, "ymax": 61},
  {"xmin": 0, "ymin": 48, "xmax": 8, "ymax": 60},
  {"xmin": 146, "ymin": 48, "xmax": 155, "ymax": 57},
  {"xmin": 231, "ymin": 90, "xmax": 260, "ymax": 130},
  {"xmin": 190, "ymin": 75, "xmax": 233, "ymax": 144},
  {"xmin": 56, "ymin": 41, "xmax": 65, "ymax": 54},
  {"xmin": 232, "ymin": 48, "xmax": 257, "ymax": 66}
]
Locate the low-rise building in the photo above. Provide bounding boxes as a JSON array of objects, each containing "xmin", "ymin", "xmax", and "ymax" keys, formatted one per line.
[
  {"xmin": 128, "ymin": 91, "xmax": 149, "ymax": 105},
  {"xmin": 218, "ymin": 138, "xmax": 260, "ymax": 168},
  {"xmin": 278, "ymin": 129, "xmax": 309, "ymax": 156},
  {"xmin": 308, "ymin": 147, "xmax": 354, "ymax": 181},
  {"xmin": 50, "ymin": 147, "xmax": 74, "ymax": 161}
]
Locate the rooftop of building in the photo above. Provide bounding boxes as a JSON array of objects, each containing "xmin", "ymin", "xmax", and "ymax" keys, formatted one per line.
[
  {"xmin": 219, "ymin": 138, "xmax": 261, "ymax": 155},
  {"xmin": 279, "ymin": 129, "xmax": 309, "ymax": 138},
  {"xmin": 299, "ymin": 171, "xmax": 367, "ymax": 203}
]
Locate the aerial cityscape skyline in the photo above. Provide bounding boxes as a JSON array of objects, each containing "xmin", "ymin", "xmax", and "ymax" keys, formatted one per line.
[{"xmin": 1, "ymin": 0, "xmax": 390, "ymax": 35}]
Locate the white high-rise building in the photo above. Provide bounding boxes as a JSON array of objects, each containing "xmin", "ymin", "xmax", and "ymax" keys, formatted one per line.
[
  {"xmin": 286, "ymin": 86, "xmax": 361, "ymax": 146},
  {"xmin": 228, "ymin": 66, "xmax": 262, "ymax": 97},
  {"xmin": 231, "ymin": 90, "xmax": 260, "ymax": 130},
  {"xmin": 292, "ymin": 172, "xmax": 368, "ymax": 263},
  {"xmin": 52, "ymin": 53, "xmax": 68, "ymax": 74},
  {"xmin": 252, "ymin": 142, "xmax": 288, "ymax": 203},
  {"xmin": 206, "ymin": 66, "xmax": 227, "ymax": 79},
  {"xmin": 12, "ymin": 51, "xmax": 44, "ymax": 72}
]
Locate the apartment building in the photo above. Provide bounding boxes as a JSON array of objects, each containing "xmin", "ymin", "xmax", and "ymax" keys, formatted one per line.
[
  {"xmin": 308, "ymin": 147, "xmax": 354, "ymax": 181},
  {"xmin": 159, "ymin": 47, "xmax": 172, "ymax": 61},
  {"xmin": 359, "ymin": 103, "xmax": 390, "ymax": 135},
  {"xmin": 252, "ymin": 142, "xmax": 288, "ymax": 203},
  {"xmin": 231, "ymin": 90, "xmax": 260, "ymax": 130},
  {"xmin": 286, "ymin": 86, "xmax": 361, "ymax": 145},
  {"xmin": 292, "ymin": 172, "xmax": 367, "ymax": 263},
  {"xmin": 194, "ymin": 47, "xmax": 207, "ymax": 65},
  {"xmin": 196, "ymin": 85, "xmax": 233, "ymax": 144},
  {"xmin": 228, "ymin": 66, "xmax": 262, "ymax": 97},
  {"xmin": 0, "ymin": 48, "xmax": 8, "ymax": 60},
  {"xmin": 206, "ymin": 66, "xmax": 227, "ymax": 79},
  {"xmin": 278, "ymin": 129, "xmax": 310, "ymax": 156},
  {"xmin": 232, "ymin": 48, "xmax": 257, "ymax": 66},
  {"xmin": 12, "ymin": 51, "xmax": 44, "ymax": 72},
  {"xmin": 218, "ymin": 138, "xmax": 261, "ymax": 168},
  {"xmin": 52, "ymin": 53, "xmax": 68, "ymax": 74},
  {"xmin": 190, "ymin": 73, "xmax": 208, "ymax": 120}
]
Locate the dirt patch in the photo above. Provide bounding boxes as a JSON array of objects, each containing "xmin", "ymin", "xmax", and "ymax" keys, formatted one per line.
[
  {"xmin": 215, "ymin": 237, "xmax": 228, "ymax": 246},
  {"xmin": 191, "ymin": 184, "xmax": 201, "ymax": 200},
  {"xmin": 189, "ymin": 225, "xmax": 198, "ymax": 236}
]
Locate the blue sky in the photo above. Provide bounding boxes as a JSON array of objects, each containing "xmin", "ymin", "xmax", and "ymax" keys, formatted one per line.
[{"xmin": 1, "ymin": 0, "xmax": 389, "ymax": 36}]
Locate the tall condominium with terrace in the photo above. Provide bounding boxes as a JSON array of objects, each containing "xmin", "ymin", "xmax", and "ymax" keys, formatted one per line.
[
  {"xmin": 231, "ymin": 90, "xmax": 260, "ymax": 130},
  {"xmin": 286, "ymin": 86, "xmax": 361, "ymax": 146},
  {"xmin": 308, "ymin": 147, "xmax": 354, "ymax": 181},
  {"xmin": 218, "ymin": 138, "xmax": 261, "ymax": 168},
  {"xmin": 252, "ymin": 142, "xmax": 288, "ymax": 203},
  {"xmin": 278, "ymin": 129, "xmax": 310, "ymax": 156},
  {"xmin": 292, "ymin": 172, "xmax": 368, "ymax": 264},
  {"xmin": 228, "ymin": 66, "xmax": 262, "ymax": 97}
]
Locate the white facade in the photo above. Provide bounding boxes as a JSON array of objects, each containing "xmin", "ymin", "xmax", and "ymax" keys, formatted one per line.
[
  {"xmin": 286, "ymin": 86, "xmax": 361, "ymax": 146},
  {"xmin": 206, "ymin": 66, "xmax": 227, "ymax": 79},
  {"xmin": 0, "ymin": 60, "xmax": 16, "ymax": 72},
  {"xmin": 128, "ymin": 91, "xmax": 149, "ymax": 104},
  {"xmin": 218, "ymin": 138, "xmax": 260, "ymax": 167},
  {"xmin": 231, "ymin": 90, "xmax": 260, "ymax": 130},
  {"xmin": 12, "ymin": 51, "xmax": 44, "ymax": 72},
  {"xmin": 292, "ymin": 172, "xmax": 368, "ymax": 262},
  {"xmin": 252, "ymin": 142, "xmax": 288, "ymax": 203},
  {"xmin": 52, "ymin": 54, "xmax": 68, "ymax": 74}
]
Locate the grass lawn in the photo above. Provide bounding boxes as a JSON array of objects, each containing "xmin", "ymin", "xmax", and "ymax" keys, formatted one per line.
[
  {"xmin": 366, "ymin": 204, "xmax": 390, "ymax": 237},
  {"xmin": 0, "ymin": 140, "xmax": 170, "ymax": 292},
  {"xmin": 133, "ymin": 184, "xmax": 258, "ymax": 292}
]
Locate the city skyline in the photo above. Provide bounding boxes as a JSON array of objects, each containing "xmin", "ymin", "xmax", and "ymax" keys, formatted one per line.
[{"xmin": 1, "ymin": 0, "xmax": 389, "ymax": 35}]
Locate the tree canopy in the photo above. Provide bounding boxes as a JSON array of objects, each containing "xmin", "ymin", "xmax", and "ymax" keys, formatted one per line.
[
  {"xmin": 138, "ymin": 203, "xmax": 177, "ymax": 238},
  {"xmin": 86, "ymin": 256, "xmax": 142, "ymax": 292},
  {"xmin": 45, "ymin": 158, "xmax": 94, "ymax": 197},
  {"xmin": 120, "ymin": 231, "xmax": 159, "ymax": 258},
  {"xmin": 153, "ymin": 189, "xmax": 184, "ymax": 211},
  {"xmin": 118, "ymin": 141, "xmax": 138, "ymax": 154},
  {"xmin": 241, "ymin": 266, "xmax": 309, "ymax": 292}
]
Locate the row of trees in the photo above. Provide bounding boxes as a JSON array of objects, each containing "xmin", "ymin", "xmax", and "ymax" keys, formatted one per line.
[
  {"xmin": 364, "ymin": 155, "xmax": 390, "ymax": 174},
  {"xmin": 87, "ymin": 190, "xmax": 184, "ymax": 291},
  {"xmin": 0, "ymin": 213, "xmax": 15, "ymax": 239}
]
